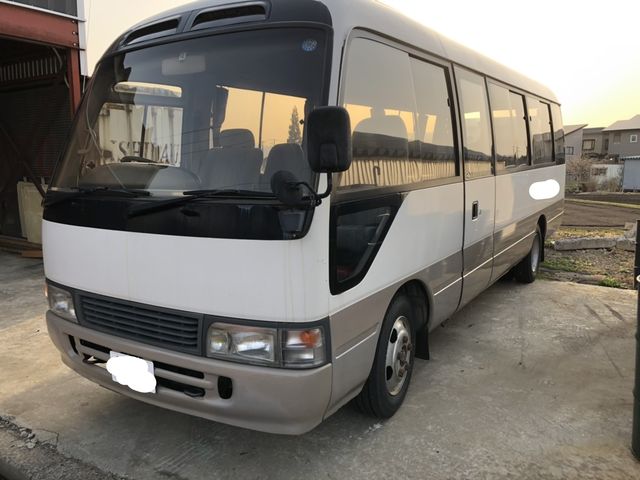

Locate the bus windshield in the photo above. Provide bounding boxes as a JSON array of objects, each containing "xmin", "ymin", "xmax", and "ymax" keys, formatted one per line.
[{"xmin": 51, "ymin": 28, "xmax": 328, "ymax": 197}]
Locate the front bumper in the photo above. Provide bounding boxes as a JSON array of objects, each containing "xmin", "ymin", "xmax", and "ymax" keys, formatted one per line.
[{"xmin": 46, "ymin": 311, "xmax": 333, "ymax": 435}]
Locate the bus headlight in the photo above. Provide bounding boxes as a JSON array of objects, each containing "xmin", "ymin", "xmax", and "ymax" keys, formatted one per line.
[
  {"xmin": 206, "ymin": 323, "xmax": 327, "ymax": 368},
  {"xmin": 207, "ymin": 323, "xmax": 277, "ymax": 365},
  {"xmin": 47, "ymin": 284, "xmax": 77, "ymax": 323}
]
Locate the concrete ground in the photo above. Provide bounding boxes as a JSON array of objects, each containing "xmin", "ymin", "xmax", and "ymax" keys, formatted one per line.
[{"xmin": 1, "ymin": 250, "xmax": 639, "ymax": 479}]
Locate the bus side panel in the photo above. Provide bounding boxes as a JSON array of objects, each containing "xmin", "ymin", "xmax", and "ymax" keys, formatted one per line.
[
  {"xmin": 460, "ymin": 175, "xmax": 496, "ymax": 309},
  {"xmin": 492, "ymin": 165, "xmax": 565, "ymax": 281},
  {"xmin": 327, "ymin": 183, "xmax": 464, "ymax": 412}
]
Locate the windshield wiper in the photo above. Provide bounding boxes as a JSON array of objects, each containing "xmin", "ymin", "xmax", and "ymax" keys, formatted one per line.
[
  {"xmin": 44, "ymin": 187, "xmax": 150, "ymax": 208},
  {"xmin": 120, "ymin": 156, "xmax": 162, "ymax": 164},
  {"xmin": 127, "ymin": 189, "xmax": 276, "ymax": 219}
]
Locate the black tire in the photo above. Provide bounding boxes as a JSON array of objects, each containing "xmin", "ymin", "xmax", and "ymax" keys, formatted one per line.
[
  {"xmin": 514, "ymin": 226, "xmax": 542, "ymax": 284},
  {"xmin": 355, "ymin": 294, "xmax": 416, "ymax": 418}
]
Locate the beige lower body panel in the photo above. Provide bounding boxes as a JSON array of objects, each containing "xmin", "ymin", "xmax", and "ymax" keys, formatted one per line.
[{"xmin": 46, "ymin": 312, "xmax": 332, "ymax": 435}]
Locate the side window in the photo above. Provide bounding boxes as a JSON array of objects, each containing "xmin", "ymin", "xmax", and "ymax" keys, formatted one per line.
[
  {"xmin": 410, "ymin": 58, "xmax": 457, "ymax": 181},
  {"xmin": 340, "ymin": 38, "xmax": 416, "ymax": 192},
  {"xmin": 528, "ymin": 98, "xmax": 553, "ymax": 165},
  {"xmin": 551, "ymin": 104, "xmax": 565, "ymax": 164},
  {"xmin": 489, "ymin": 84, "xmax": 529, "ymax": 170},
  {"xmin": 455, "ymin": 68, "xmax": 493, "ymax": 178}
]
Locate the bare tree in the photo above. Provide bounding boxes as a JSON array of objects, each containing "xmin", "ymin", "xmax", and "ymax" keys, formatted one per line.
[{"xmin": 566, "ymin": 157, "xmax": 592, "ymax": 183}]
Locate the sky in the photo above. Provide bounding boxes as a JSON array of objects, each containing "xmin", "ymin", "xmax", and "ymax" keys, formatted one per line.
[
  {"xmin": 380, "ymin": 0, "xmax": 640, "ymax": 128},
  {"xmin": 85, "ymin": 0, "xmax": 640, "ymax": 128}
]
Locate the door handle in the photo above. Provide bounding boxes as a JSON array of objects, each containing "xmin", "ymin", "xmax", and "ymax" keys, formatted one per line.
[{"xmin": 472, "ymin": 201, "xmax": 479, "ymax": 220}]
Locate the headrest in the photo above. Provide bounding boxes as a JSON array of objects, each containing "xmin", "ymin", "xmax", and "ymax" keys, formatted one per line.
[
  {"xmin": 267, "ymin": 143, "xmax": 304, "ymax": 160},
  {"xmin": 265, "ymin": 143, "xmax": 309, "ymax": 182},
  {"xmin": 352, "ymin": 116, "xmax": 409, "ymax": 158},
  {"xmin": 220, "ymin": 129, "xmax": 255, "ymax": 148},
  {"xmin": 355, "ymin": 115, "xmax": 408, "ymax": 140}
]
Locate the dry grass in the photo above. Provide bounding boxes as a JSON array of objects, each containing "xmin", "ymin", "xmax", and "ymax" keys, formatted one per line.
[{"xmin": 541, "ymin": 226, "xmax": 635, "ymax": 289}]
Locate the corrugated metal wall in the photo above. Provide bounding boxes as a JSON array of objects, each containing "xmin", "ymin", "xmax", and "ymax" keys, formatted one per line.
[
  {"xmin": 623, "ymin": 160, "xmax": 640, "ymax": 191},
  {"xmin": 0, "ymin": 37, "xmax": 74, "ymax": 237}
]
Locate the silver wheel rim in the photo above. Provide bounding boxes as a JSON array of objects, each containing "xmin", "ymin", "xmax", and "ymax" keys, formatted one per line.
[
  {"xmin": 531, "ymin": 235, "xmax": 540, "ymax": 273},
  {"xmin": 385, "ymin": 316, "xmax": 412, "ymax": 396}
]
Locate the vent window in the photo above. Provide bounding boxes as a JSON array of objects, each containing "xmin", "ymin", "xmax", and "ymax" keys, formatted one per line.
[
  {"xmin": 192, "ymin": 4, "xmax": 267, "ymax": 29},
  {"xmin": 125, "ymin": 18, "xmax": 180, "ymax": 45}
]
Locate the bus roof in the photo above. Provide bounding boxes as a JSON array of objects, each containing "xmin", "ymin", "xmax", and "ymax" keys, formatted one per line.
[{"xmin": 115, "ymin": 0, "xmax": 559, "ymax": 104}]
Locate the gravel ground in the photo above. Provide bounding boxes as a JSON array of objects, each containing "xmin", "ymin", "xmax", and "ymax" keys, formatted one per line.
[{"xmin": 563, "ymin": 201, "xmax": 639, "ymax": 227}]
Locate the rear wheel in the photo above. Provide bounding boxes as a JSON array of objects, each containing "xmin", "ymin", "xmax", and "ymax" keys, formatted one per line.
[
  {"xmin": 514, "ymin": 226, "xmax": 542, "ymax": 284},
  {"xmin": 355, "ymin": 294, "xmax": 416, "ymax": 418}
]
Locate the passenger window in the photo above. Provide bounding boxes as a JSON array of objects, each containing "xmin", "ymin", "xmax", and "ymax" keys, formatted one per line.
[
  {"xmin": 410, "ymin": 58, "xmax": 457, "ymax": 181},
  {"xmin": 489, "ymin": 84, "xmax": 530, "ymax": 170},
  {"xmin": 455, "ymin": 68, "xmax": 493, "ymax": 178},
  {"xmin": 528, "ymin": 98, "xmax": 553, "ymax": 165},
  {"xmin": 341, "ymin": 38, "xmax": 416, "ymax": 192},
  {"xmin": 551, "ymin": 104, "xmax": 565, "ymax": 164}
]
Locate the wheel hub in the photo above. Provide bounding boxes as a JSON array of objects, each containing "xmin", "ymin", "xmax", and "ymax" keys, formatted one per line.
[{"xmin": 385, "ymin": 316, "xmax": 412, "ymax": 396}]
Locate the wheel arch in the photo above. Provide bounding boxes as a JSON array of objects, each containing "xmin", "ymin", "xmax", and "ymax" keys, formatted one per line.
[{"xmin": 397, "ymin": 279, "xmax": 431, "ymax": 360}]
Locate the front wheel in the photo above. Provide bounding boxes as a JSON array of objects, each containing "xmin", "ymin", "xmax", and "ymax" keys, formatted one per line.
[
  {"xmin": 355, "ymin": 294, "xmax": 416, "ymax": 418},
  {"xmin": 514, "ymin": 226, "xmax": 542, "ymax": 284}
]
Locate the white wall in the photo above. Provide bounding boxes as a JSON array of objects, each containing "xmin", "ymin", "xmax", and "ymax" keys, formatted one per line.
[{"xmin": 78, "ymin": 0, "xmax": 195, "ymax": 76}]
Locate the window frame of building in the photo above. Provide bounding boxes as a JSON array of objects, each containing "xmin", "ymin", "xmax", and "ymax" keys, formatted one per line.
[
  {"xmin": 9, "ymin": 0, "xmax": 78, "ymax": 17},
  {"xmin": 565, "ymin": 146, "xmax": 575, "ymax": 155},
  {"xmin": 582, "ymin": 139, "xmax": 596, "ymax": 151},
  {"xmin": 631, "ymin": 134, "xmax": 638, "ymax": 143}
]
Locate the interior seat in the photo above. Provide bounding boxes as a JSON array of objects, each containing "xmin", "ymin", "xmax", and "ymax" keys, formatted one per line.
[
  {"xmin": 197, "ymin": 129, "xmax": 263, "ymax": 190},
  {"xmin": 262, "ymin": 143, "xmax": 311, "ymax": 188}
]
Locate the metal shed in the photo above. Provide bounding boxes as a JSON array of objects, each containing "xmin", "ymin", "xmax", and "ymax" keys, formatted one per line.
[{"xmin": 622, "ymin": 157, "xmax": 640, "ymax": 192}]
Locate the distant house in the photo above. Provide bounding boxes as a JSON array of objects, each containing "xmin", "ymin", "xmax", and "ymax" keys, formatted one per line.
[
  {"xmin": 564, "ymin": 124, "xmax": 588, "ymax": 162},
  {"xmin": 581, "ymin": 127, "xmax": 607, "ymax": 158},
  {"xmin": 603, "ymin": 114, "xmax": 640, "ymax": 158}
]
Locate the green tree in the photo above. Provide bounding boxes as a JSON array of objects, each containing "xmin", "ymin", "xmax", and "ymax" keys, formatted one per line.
[{"xmin": 287, "ymin": 106, "xmax": 302, "ymax": 144}]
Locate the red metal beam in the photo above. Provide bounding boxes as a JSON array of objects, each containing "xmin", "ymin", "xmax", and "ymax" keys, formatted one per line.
[
  {"xmin": 0, "ymin": 2, "xmax": 79, "ymax": 49},
  {"xmin": 67, "ymin": 49, "xmax": 82, "ymax": 113}
]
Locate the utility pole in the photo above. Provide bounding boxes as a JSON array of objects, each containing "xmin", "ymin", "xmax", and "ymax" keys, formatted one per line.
[{"xmin": 632, "ymin": 220, "xmax": 640, "ymax": 460}]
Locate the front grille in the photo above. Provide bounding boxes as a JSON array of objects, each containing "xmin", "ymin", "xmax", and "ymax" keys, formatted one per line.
[{"xmin": 78, "ymin": 295, "xmax": 202, "ymax": 354}]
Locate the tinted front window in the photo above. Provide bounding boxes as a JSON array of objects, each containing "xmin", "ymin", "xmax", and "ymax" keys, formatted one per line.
[
  {"xmin": 456, "ymin": 68, "xmax": 493, "ymax": 178},
  {"xmin": 489, "ymin": 84, "xmax": 529, "ymax": 170},
  {"xmin": 340, "ymin": 38, "xmax": 457, "ymax": 193},
  {"xmin": 341, "ymin": 39, "xmax": 415, "ymax": 192},
  {"xmin": 51, "ymin": 29, "xmax": 328, "ymax": 195}
]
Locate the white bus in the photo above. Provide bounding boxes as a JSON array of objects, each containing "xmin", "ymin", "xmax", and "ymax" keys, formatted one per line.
[{"xmin": 43, "ymin": 0, "xmax": 565, "ymax": 434}]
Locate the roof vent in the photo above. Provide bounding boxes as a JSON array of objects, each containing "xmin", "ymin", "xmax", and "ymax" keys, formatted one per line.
[
  {"xmin": 191, "ymin": 3, "xmax": 268, "ymax": 30},
  {"xmin": 124, "ymin": 18, "xmax": 181, "ymax": 46}
]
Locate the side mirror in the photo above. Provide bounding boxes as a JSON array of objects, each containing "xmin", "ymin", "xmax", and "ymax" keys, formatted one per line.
[{"xmin": 306, "ymin": 107, "xmax": 352, "ymax": 174}]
